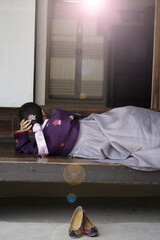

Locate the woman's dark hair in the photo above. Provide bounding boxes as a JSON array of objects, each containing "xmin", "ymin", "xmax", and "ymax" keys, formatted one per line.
[{"xmin": 19, "ymin": 102, "xmax": 43, "ymax": 126}]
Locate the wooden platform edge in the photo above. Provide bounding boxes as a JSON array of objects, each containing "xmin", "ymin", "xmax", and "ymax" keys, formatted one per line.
[
  {"xmin": 0, "ymin": 143, "xmax": 160, "ymax": 186},
  {"xmin": 0, "ymin": 157, "xmax": 160, "ymax": 185}
]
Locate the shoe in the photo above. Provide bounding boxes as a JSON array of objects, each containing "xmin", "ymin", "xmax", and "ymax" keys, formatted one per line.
[
  {"xmin": 69, "ymin": 206, "xmax": 84, "ymax": 238},
  {"xmin": 83, "ymin": 213, "xmax": 98, "ymax": 237}
]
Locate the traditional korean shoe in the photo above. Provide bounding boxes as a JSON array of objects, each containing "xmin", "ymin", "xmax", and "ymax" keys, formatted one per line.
[
  {"xmin": 69, "ymin": 206, "xmax": 84, "ymax": 238},
  {"xmin": 83, "ymin": 214, "xmax": 98, "ymax": 237}
]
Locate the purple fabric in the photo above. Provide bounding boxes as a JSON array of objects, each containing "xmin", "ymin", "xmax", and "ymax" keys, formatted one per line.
[{"xmin": 14, "ymin": 109, "xmax": 82, "ymax": 156}]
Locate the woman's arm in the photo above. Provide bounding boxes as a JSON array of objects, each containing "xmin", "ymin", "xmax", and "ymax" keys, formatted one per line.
[{"xmin": 14, "ymin": 120, "xmax": 38, "ymax": 154}]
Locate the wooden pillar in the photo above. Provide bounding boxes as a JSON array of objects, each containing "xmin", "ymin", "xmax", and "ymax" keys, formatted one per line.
[{"xmin": 151, "ymin": 0, "xmax": 160, "ymax": 110}]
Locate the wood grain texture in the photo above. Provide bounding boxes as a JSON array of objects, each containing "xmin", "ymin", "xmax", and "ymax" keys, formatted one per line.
[
  {"xmin": 0, "ymin": 143, "xmax": 160, "ymax": 185},
  {"xmin": 151, "ymin": 0, "xmax": 160, "ymax": 110}
]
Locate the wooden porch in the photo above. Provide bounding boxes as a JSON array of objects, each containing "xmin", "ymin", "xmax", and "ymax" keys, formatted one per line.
[{"xmin": 0, "ymin": 143, "xmax": 160, "ymax": 198}]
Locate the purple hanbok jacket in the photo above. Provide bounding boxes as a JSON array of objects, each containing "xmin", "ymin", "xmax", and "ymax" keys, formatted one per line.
[{"xmin": 14, "ymin": 109, "xmax": 84, "ymax": 156}]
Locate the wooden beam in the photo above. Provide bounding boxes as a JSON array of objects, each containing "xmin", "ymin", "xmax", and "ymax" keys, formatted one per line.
[
  {"xmin": 151, "ymin": 0, "xmax": 160, "ymax": 110},
  {"xmin": 0, "ymin": 143, "xmax": 160, "ymax": 185}
]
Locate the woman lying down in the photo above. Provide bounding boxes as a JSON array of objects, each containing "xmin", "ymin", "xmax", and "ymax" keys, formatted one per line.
[{"xmin": 14, "ymin": 102, "xmax": 160, "ymax": 171}]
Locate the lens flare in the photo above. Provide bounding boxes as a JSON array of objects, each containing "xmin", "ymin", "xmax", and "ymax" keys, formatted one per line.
[
  {"xmin": 82, "ymin": 0, "xmax": 104, "ymax": 14},
  {"xmin": 67, "ymin": 193, "xmax": 77, "ymax": 203},
  {"xmin": 63, "ymin": 164, "xmax": 86, "ymax": 185}
]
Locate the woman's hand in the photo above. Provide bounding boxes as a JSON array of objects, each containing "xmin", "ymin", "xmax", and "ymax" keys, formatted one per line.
[{"xmin": 19, "ymin": 119, "xmax": 32, "ymax": 132}]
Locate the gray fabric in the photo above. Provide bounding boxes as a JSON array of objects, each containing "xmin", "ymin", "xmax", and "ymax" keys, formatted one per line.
[{"xmin": 70, "ymin": 106, "xmax": 160, "ymax": 171}]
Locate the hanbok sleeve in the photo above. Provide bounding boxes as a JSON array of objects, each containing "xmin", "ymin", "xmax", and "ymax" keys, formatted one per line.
[{"xmin": 14, "ymin": 131, "xmax": 38, "ymax": 155}]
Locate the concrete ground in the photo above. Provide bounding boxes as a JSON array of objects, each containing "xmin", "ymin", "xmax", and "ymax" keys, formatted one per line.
[{"xmin": 0, "ymin": 196, "xmax": 160, "ymax": 240}]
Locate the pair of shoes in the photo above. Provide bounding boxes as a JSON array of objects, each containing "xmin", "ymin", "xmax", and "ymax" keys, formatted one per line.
[{"xmin": 69, "ymin": 206, "xmax": 98, "ymax": 238}]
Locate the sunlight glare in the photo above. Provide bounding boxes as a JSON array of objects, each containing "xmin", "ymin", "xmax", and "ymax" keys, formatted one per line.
[{"xmin": 82, "ymin": 0, "xmax": 104, "ymax": 14}]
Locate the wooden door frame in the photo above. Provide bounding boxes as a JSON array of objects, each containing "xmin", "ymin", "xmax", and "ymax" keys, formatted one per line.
[{"xmin": 151, "ymin": 0, "xmax": 160, "ymax": 110}]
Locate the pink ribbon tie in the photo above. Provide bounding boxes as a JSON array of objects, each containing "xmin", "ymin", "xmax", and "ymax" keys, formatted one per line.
[{"xmin": 33, "ymin": 123, "xmax": 49, "ymax": 157}]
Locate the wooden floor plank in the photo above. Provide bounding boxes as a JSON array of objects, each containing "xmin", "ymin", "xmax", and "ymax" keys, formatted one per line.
[{"xmin": 0, "ymin": 143, "xmax": 160, "ymax": 185}]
